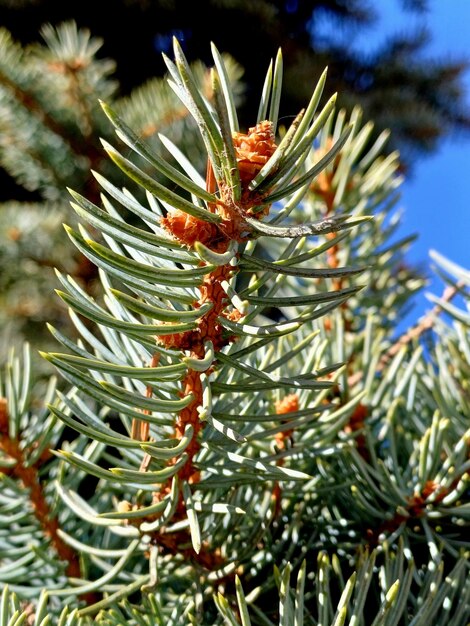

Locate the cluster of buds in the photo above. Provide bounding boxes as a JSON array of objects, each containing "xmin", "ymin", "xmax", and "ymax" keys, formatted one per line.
[
  {"xmin": 162, "ymin": 120, "xmax": 277, "ymax": 248},
  {"xmin": 232, "ymin": 120, "xmax": 276, "ymax": 194}
]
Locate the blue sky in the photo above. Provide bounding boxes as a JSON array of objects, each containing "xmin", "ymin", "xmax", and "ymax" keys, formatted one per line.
[
  {"xmin": 373, "ymin": 1, "xmax": 470, "ymax": 327},
  {"xmin": 319, "ymin": 1, "xmax": 470, "ymax": 328}
]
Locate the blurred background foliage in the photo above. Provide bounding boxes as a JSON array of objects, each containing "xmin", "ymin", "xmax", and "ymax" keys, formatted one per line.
[
  {"xmin": 1, "ymin": 0, "xmax": 469, "ymax": 172},
  {"xmin": 0, "ymin": 0, "xmax": 469, "ymax": 373}
]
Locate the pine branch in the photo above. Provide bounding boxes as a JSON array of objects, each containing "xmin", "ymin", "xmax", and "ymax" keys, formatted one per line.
[
  {"xmin": 348, "ymin": 279, "xmax": 465, "ymax": 388},
  {"xmin": 1, "ymin": 29, "xmax": 469, "ymax": 626},
  {"xmin": 0, "ymin": 399, "xmax": 81, "ymax": 578}
]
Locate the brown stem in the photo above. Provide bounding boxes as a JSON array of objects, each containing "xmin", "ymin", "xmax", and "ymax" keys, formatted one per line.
[
  {"xmin": 378, "ymin": 281, "xmax": 465, "ymax": 369},
  {"xmin": 0, "ymin": 399, "xmax": 98, "ymax": 603},
  {"xmin": 0, "ymin": 397, "xmax": 7, "ymax": 432},
  {"xmin": 348, "ymin": 281, "xmax": 465, "ymax": 388},
  {"xmin": 123, "ymin": 260, "xmax": 237, "ymax": 557},
  {"xmin": 173, "ymin": 262, "xmax": 236, "ymax": 484},
  {"xmin": 124, "ymin": 262, "xmax": 238, "ymax": 568},
  {"xmin": 132, "ymin": 353, "xmax": 160, "ymax": 446}
]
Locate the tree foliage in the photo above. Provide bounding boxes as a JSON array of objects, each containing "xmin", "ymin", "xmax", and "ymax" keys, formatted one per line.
[
  {"xmin": 0, "ymin": 0, "xmax": 468, "ymax": 173},
  {"xmin": 1, "ymin": 2, "xmax": 469, "ymax": 359},
  {"xmin": 0, "ymin": 33, "xmax": 469, "ymax": 625}
]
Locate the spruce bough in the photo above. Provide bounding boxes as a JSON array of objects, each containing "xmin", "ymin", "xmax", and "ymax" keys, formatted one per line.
[{"xmin": 0, "ymin": 37, "xmax": 469, "ymax": 625}]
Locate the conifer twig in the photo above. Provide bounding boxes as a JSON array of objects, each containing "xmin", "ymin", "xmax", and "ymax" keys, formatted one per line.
[
  {"xmin": 348, "ymin": 281, "xmax": 465, "ymax": 388},
  {"xmin": 378, "ymin": 281, "xmax": 465, "ymax": 369},
  {"xmin": 0, "ymin": 399, "xmax": 100, "ymax": 603}
]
